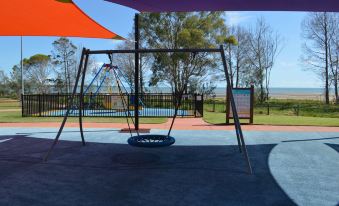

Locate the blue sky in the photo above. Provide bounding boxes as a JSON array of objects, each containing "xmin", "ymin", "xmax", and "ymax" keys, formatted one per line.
[{"xmin": 0, "ymin": 0, "xmax": 320, "ymax": 88}]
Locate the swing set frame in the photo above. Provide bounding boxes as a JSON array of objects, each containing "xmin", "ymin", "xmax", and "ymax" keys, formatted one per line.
[
  {"xmin": 44, "ymin": 10, "xmax": 252, "ymax": 175},
  {"xmin": 43, "ymin": 45, "xmax": 253, "ymax": 174}
]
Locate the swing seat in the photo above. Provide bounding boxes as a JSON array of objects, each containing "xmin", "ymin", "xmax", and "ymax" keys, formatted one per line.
[{"xmin": 128, "ymin": 134, "xmax": 175, "ymax": 147}]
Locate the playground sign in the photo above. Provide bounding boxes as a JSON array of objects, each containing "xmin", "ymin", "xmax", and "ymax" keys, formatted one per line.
[{"xmin": 226, "ymin": 86, "xmax": 254, "ymax": 124}]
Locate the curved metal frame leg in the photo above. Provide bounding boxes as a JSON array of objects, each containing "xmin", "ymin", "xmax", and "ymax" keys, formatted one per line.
[
  {"xmin": 79, "ymin": 52, "xmax": 90, "ymax": 145},
  {"xmin": 228, "ymin": 86, "xmax": 243, "ymax": 153},
  {"xmin": 220, "ymin": 45, "xmax": 253, "ymax": 174},
  {"xmin": 43, "ymin": 48, "xmax": 87, "ymax": 161}
]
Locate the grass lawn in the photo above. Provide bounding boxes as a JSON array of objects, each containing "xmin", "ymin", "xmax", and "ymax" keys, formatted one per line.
[
  {"xmin": 0, "ymin": 98, "xmax": 20, "ymax": 109},
  {"xmin": 203, "ymin": 111, "xmax": 339, "ymax": 127},
  {"xmin": 205, "ymin": 99, "xmax": 339, "ymax": 118},
  {"xmin": 1, "ymin": 98, "xmax": 338, "ymax": 126}
]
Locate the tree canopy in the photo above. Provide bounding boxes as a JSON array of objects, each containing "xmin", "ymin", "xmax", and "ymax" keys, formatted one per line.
[
  {"xmin": 52, "ymin": 37, "xmax": 77, "ymax": 93},
  {"xmin": 23, "ymin": 54, "xmax": 52, "ymax": 93},
  {"xmin": 140, "ymin": 12, "xmax": 228, "ymax": 94}
]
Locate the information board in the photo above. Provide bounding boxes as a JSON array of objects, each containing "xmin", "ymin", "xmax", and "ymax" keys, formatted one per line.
[{"xmin": 226, "ymin": 86, "xmax": 254, "ymax": 124}]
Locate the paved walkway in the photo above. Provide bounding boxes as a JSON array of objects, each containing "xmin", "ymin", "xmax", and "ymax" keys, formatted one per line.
[{"xmin": 1, "ymin": 118, "xmax": 338, "ymax": 132}]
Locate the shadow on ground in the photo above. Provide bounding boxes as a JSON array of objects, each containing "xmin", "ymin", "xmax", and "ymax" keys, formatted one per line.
[
  {"xmin": 327, "ymin": 142, "xmax": 339, "ymax": 153},
  {"xmin": 0, "ymin": 135, "xmax": 295, "ymax": 206}
]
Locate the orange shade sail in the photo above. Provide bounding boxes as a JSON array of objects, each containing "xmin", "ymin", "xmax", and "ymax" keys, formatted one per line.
[{"xmin": 0, "ymin": 0, "xmax": 123, "ymax": 39}]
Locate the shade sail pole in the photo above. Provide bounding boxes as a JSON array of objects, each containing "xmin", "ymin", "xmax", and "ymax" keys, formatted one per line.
[
  {"xmin": 21, "ymin": 36, "xmax": 24, "ymax": 96},
  {"xmin": 134, "ymin": 13, "xmax": 140, "ymax": 130}
]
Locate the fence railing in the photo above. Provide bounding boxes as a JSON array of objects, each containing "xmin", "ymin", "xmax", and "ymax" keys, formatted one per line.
[
  {"xmin": 204, "ymin": 101, "xmax": 339, "ymax": 118},
  {"xmin": 22, "ymin": 93, "xmax": 203, "ymax": 118}
]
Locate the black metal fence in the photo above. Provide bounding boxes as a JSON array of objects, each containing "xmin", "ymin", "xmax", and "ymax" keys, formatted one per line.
[
  {"xmin": 22, "ymin": 93, "xmax": 203, "ymax": 118},
  {"xmin": 204, "ymin": 100, "xmax": 339, "ymax": 118}
]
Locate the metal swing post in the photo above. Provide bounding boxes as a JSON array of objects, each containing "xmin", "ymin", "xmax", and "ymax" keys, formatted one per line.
[
  {"xmin": 220, "ymin": 45, "xmax": 253, "ymax": 174},
  {"xmin": 44, "ymin": 48, "xmax": 88, "ymax": 161},
  {"xmin": 79, "ymin": 50, "xmax": 90, "ymax": 146},
  {"xmin": 134, "ymin": 13, "xmax": 140, "ymax": 131}
]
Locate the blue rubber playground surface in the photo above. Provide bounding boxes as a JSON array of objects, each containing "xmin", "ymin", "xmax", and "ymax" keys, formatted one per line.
[
  {"xmin": 0, "ymin": 127, "xmax": 338, "ymax": 206},
  {"xmin": 49, "ymin": 107, "xmax": 190, "ymax": 117}
]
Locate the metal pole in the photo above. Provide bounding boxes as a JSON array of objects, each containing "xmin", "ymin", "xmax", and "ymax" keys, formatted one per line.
[
  {"xmin": 79, "ymin": 51, "xmax": 90, "ymax": 146},
  {"xmin": 44, "ymin": 48, "xmax": 87, "ymax": 161},
  {"xmin": 220, "ymin": 45, "xmax": 253, "ymax": 174},
  {"xmin": 134, "ymin": 13, "xmax": 140, "ymax": 130},
  {"xmin": 20, "ymin": 36, "xmax": 24, "ymax": 100},
  {"xmin": 87, "ymin": 48, "xmax": 221, "ymax": 54}
]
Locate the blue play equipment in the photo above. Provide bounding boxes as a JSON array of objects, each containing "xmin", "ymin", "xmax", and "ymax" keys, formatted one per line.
[
  {"xmin": 69, "ymin": 58, "xmax": 176, "ymax": 148},
  {"xmin": 68, "ymin": 64, "xmax": 112, "ymax": 113},
  {"xmin": 83, "ymin": 63, "xmax": 145, "ymax": 110}
]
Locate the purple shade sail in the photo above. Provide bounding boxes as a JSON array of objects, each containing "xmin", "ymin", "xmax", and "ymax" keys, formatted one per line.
[{"xmin": 105, "ymin": 0, "xmax": 339, "ymax": 12}]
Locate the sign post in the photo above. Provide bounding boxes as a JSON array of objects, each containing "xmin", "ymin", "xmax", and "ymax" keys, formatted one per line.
[{"xmin": 226, "ymin": 85, "xmax": 254, "ymax": 124}]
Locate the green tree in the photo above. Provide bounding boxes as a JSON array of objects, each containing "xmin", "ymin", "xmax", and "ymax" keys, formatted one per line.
[
  {"xmin": 223, "ymin": 26, "xmax": 252, "ymax": 88},
  {"xmin": 52, "ymin": 37, "xmax": 77, "ymax": 93},
  {"xmin": 8, "ymin": 65, "xmax": 23, "ymax": 97},
  {"xmin": 140, "ymin": 12, "xmax": 228, "ymax": 96},
  {"xmin": 114, "ymin": 31, "xmax": 151, "ymax": 94},
  {"xmin": 329, "ymin": 16, "xmax": 339, "ymax": 103},
  {"xmin": 23, "ymin": 54, "xmax": 52, "ymax": 93},
  {"xmin": 301, "ymin": 12, "xmax": 337, "ymax": 104},
  {"xmin": 138, "ymin": 12, "xmax": 229, "ymax": 130},
  {"xmin": 114, "ymin": 33, "xmax": 144, "ymax": 93},
  {"xmin": 0, "ymin": 70, "xmax": 9, "ymax": 96},
  {"xmin": 224, "ymin": 35, "xmax": 238, "ymax": 88},
  {"xmin": 246, "ymin": 18, "xmax": 281, "ymax": 103}
]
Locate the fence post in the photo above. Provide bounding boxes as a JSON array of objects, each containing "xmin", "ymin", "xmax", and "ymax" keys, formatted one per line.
[
  {"xmin": 127, "ymin": 93, "xmax": 130, "ymax": 110},
  {"xmin": 21, "ymin": 94, "xmax": 24, "ymax": 117},
  {"xmin": 250, "ymin": 85, "xmax": 254, "ymax": 124},
  {"xmin": 201, "ymin": 94, "xmax": 204, "ymax": 117},
  {"xmin": 267, "ymin": 103, "xmax": 270, "ymax": 115},
  {"xmin": 226, "ymin": 87, "xmax": 230, "ymax": 124},
  {"xmin": 38, "ymin": 94, "xmax": 42, "ymax": 117},
  {"xmin": 213, "ymin": 99, "xmax": 216, "ymax": 112},
  {"xmin": 194, "ymin": 93, "xmax": 197, "ymax": 117},
  {"xmin": 42, "ymin": 94, "xmax": 45, "ymax": 116}
]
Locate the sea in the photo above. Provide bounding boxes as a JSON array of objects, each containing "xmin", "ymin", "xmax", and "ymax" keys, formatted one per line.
[
  {"xmin": 146, "ymin": 87, "xmax": 335, "ymax": 100},
  {"xmin": 216, "ymin": 87, "xmax": 330, "ymax": 96},
  {"xmin": 147, "ymin": 87, "xmax": 330, "ymax": 95},
  {"xmin": 215, "ymin": 87, "xmax": 335, "ymax": 100},
  {"xmin": 56, "ymin": 86, "xmax": 335, "ymax": 100}
]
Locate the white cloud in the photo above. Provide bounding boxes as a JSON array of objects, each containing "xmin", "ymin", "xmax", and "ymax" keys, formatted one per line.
[{"xmin": 225, "ymin": 12, "xmax": 252, "ymax": 26}]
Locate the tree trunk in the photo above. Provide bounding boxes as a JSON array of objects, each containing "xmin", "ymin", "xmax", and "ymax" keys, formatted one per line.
[
  {"xmin": 336, "ymin": 62, "xmax": 339, "ymax": 104},
  {"xmin": 324, "ymin": 14, "xmax": 330, "ymax": 104},
  {"xmin": 235, "ymin": 62, "xmax": 240, "ymax": 88},
  {"xmin": 334, "ymin": 79, "xmax": 339, "ymax": 104},
  {"xmin": 260, "ymin": 83, "xmax": 265, "ymax": 103},
  {"xmin": 139, "ymin": 55, "xmax": 143, "ymax": 94},
  {"xmin": 64, "ymin": 63, "xmax": 68, "ymax": 94},
  {"xmin": 227, "ymin": 45, "xmax": 233, "ymax": 88}
]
